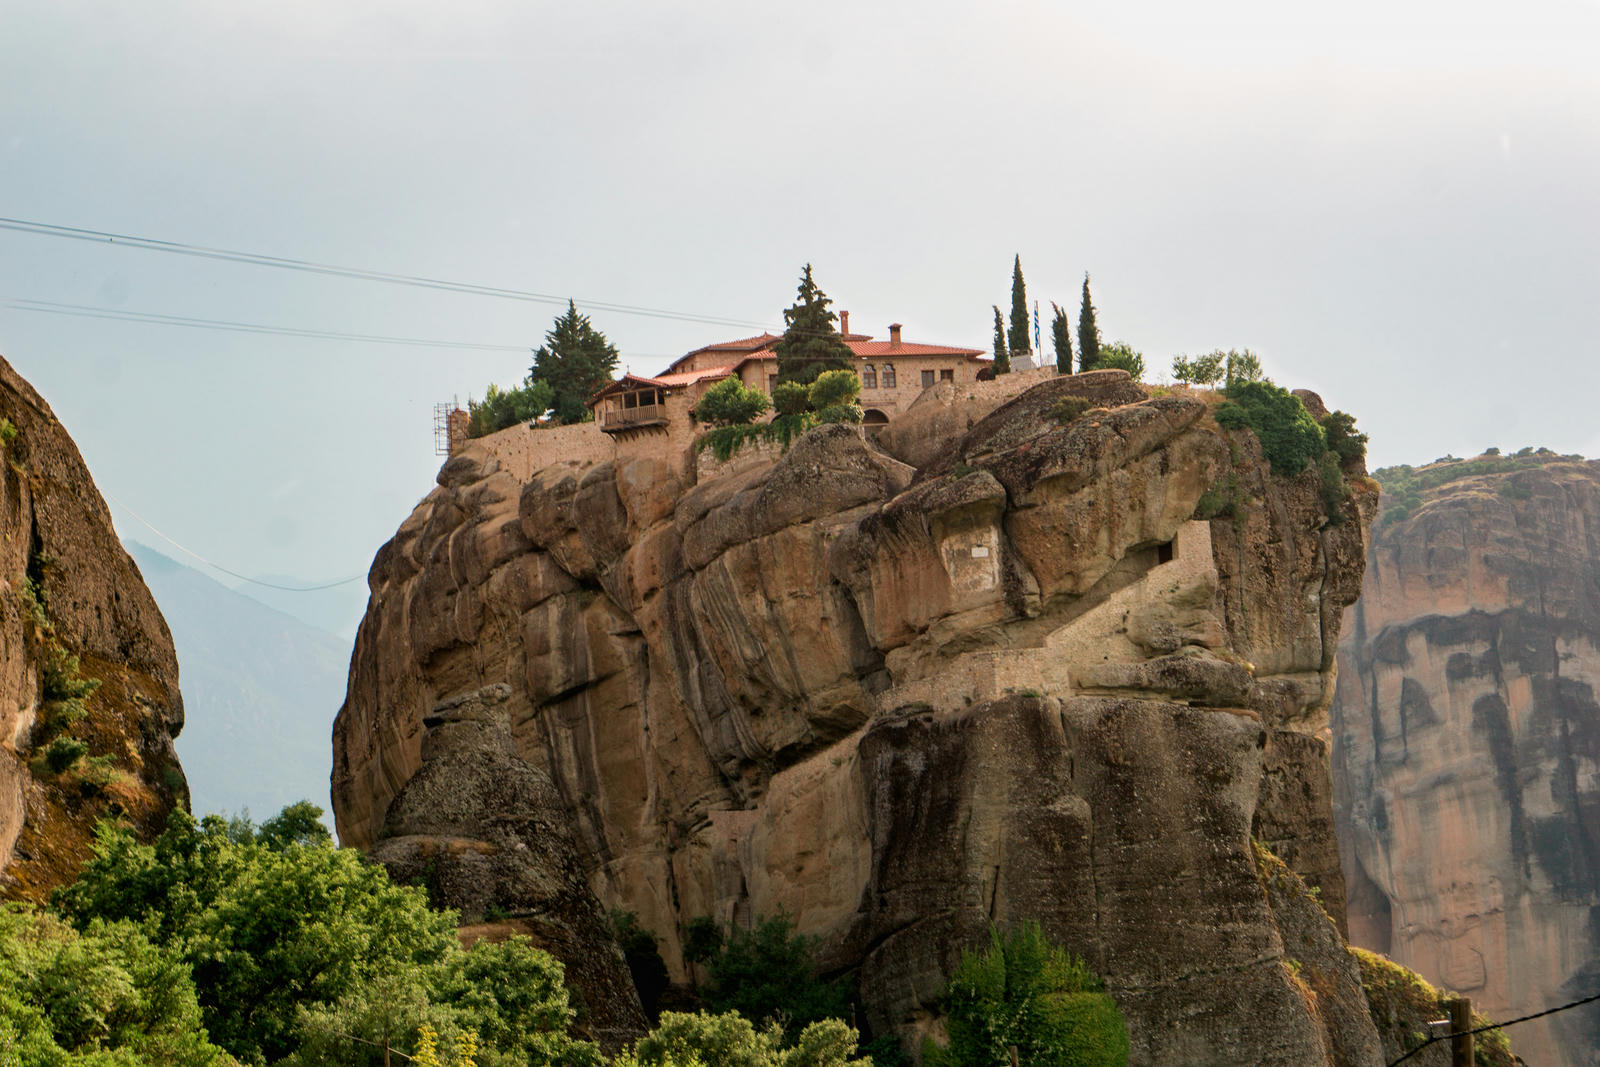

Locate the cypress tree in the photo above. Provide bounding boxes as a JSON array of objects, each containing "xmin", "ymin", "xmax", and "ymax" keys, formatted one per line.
[
  {"xmin": 992, "ymin": 306, "xmax": 1011, "ymax": 375},
  {"xmin": 1008, "ymin": 255, "xmax": 1030, "ymax": 358},
  {"xmin": 1077, "ymin": 274, "xmax": 1101, "ymax": 373},
  {"xmin": 774, "ymin": 264, "xmax": 856, "ymax": 386},
  {"xmin": 1050, "ymin": 301, "xmax": 1073, "ymax": 374}
]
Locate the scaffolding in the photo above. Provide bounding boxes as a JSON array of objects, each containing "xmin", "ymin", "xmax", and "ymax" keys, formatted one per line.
[{"xmin": 434, "ymin": 398, "xmax": 468, "ymax": 456}]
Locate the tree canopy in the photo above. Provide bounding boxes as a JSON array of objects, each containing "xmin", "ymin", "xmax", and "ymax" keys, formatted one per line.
[
  {"xmin": 1077, "ymin": 275, "xmax": 1101, "ymax": 373},
  {"xmin": 694, "ymin": 376, "xmax": 770, "ymax": 427},
  {"xmin": 774, "ymin": 266, "xmax": 855, "ymax": 386},
  {"xmin": 469, "ymin": 379, "xmax": 555, "ymax": 437},
  {"xmin": 991, "ymin": 306, "xmax": 1011, "ymax": 375},
  {"xmin": 1050, "ymin": 302, "xmax": 1073, "ymax": 374},
  {"xmin": 1008, "ymin": 255, "xmax": 1030, "ymax": 358},
  {"xmin": 531, "ymin": 301, "xmax": 620, "ymax": 424}
]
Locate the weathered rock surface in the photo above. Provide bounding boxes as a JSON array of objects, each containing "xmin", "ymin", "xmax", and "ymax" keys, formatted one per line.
[
  {"xmin": 0, "ymin": 354, "xmax": 188, "ymax": 901},
  {"xmin": 370, "ymin": 683, "xmax": 647, "ymax": 1051},
  {"xmin": 1333, "ymin": 455, "xmax": 1600, "ymax": 1067},
  {"xmin": 335, "ymin": 373, "xmax": 1383, "ymax": 1064}
]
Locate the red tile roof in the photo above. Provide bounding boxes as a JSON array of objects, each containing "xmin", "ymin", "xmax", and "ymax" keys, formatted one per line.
[{"xmin": 846, "ymin": 340, "xmax": 985, "ymax": 358}]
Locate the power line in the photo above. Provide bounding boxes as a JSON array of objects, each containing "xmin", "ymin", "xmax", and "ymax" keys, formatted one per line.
[
  {"xmin": 5, "ymin": 298, "xmax": 532, "ymax": 352},
  {"xmin": 104, "ymin": 489, "xmax": 367, "ymax": 593},
  {"xmin": 0, "ymin": 216, "xmax": 777, "ymax": 330},
  {"xmin": 1387, "ymin": 989, "xmax": 1600, "ymax": 1066}
]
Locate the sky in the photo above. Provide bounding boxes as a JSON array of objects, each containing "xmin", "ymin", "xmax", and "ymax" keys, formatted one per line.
[{"xmin": 3, "ymin": 0, "xmax": 1599, "ymax": 638}]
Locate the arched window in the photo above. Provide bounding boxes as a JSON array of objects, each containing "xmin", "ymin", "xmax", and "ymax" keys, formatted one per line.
[
  {"xmin": 862, "ymin": 364, "xmax": 877, "ymax": 389},
  {"xmin": 882, "ymin": 363, "xmax": 897, "ymax": 389}
]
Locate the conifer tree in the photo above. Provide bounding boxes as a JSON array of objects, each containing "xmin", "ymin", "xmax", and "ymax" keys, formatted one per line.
[
  {"xmin": 992, "ymin": 306, "xmax": 1011, "ymax": 375},
  {"xmin": 1008, "ymin": 255, "xmax": 1030, "ymax": 358},
  {"xmin": 1077, "ymin": 274, "xmax": 1101, "ymax": 373},
  {"xmin": 775, "ymin": 264, "xmax": 856, "ymax": 386},
  {"xmin": 1050, "ymin": 301, "xmax": 1073, "ymax": 374},
  {"xmin": 530, "ymin": 300, "xmax": 620, "ymax": 424}
]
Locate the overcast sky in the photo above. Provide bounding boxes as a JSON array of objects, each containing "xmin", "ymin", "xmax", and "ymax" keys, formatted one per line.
[{"xmin": 3, "ymin": 0, "xmax": 1599, "ymax": 637}]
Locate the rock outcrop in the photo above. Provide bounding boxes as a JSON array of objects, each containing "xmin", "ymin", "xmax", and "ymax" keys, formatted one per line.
[
  {"xmin": 0, "ymin": 354, "xmax": 188, "ymax": 901},
  {"xmin": 1333, "ymin": 454, "xmax": 1600, "ymax": 1067},
  {"xmin": 335, "ymin": 371, "xmax": 1384, "ymax": 1063}
]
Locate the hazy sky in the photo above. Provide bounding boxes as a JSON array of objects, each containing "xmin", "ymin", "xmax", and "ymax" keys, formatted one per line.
[{"xmin": 4, "ymin": 0, "xmax": 1599, "ymax": 635}]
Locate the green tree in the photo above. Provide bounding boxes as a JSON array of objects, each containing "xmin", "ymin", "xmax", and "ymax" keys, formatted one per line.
[
  {"xmin": 531, "ymin": 301, "xmax": 619, "ymax": 424},
  {"xmin": 701, "ymin": 916, "xmax": 849, "ymax": 1038},
  {"xmin": 694, "ymin": 376, "xmax": 771, "ymax": 427},
  {"xmin": 1008, "ymin": 255, "xmax": 1030, "ymax": 358},
  {"xmin": 468, "ymin": 380, "xmax": 556, "ymax": 438},
  {"xmin": 808, "ymin": 368, "xmax": 863, "ymax": 425},
  {"xmin": 1050, "ymin": 302, "xmax": 1073, "ymax": 374},
  {"xmin": 1171, "ymin": 352, "xmax": 1225, "ymax": 388},
  {"xmin": 619, "ymin": 1012, "xmax": 870, "ymax": 1067},
  {"xmin": 1095, "ymin": 342, "xmax": 1144, "ymax": 382},
  {"xmin": 991, "ymin": 307, "xmax": 1011, "ymax": 375},
  {"xmin": 1077, "ymin": 275, "xmax": 1101, "ymax": 373},
  {"xmin": 771, "ymin": 382, "xmax": 811, "ymax": 418},
  {"xmin": 775, "ymin": 266, "xmax": 856, "ymax": 386},
  {"xmin": 1223, "ymin": 349, "xmax": 1263, "ymax": 387},
  {"xmin": 925, "ymin": 923, "xmax": 1127, "ymax": 1067}
]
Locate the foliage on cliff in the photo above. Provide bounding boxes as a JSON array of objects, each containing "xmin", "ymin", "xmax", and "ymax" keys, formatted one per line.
[
  {"xmin": 1372, "ymin": 447, "xmax": 1586, "ymax": 523},
  {"xmin": 532, "ymin": 301, "xmax": 619, "ymax": 424},
  {"xmin": 775, "ymin": 266, "xmax": 854, "ymax": 386},
  {"xmin": 1354, "ymin": 949, "xmax": 1515, "ymax": 1067},
  {"xmin": 469, "ymin": 379, "xmax": 555, "ymax": 437}
]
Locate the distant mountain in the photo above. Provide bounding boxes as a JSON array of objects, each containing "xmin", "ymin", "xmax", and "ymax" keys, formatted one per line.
[{"xmin": 125, "ymin": 541, "xmax": 351, "ymax": 824}]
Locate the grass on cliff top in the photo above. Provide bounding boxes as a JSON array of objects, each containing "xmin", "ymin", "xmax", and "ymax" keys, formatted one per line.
[
  {"xmin": 1353, "ymin": 947, "xmax": 1515, "ymax": 1067},
  {"xmin": 1374, "ymin": 447, "xmax": 1589, "ymax": 524}
]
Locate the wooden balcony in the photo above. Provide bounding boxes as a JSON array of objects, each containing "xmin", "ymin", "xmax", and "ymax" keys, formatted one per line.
[{"xmin": 599, "ymin": 403, "xmax": 668, "ymax": 433}]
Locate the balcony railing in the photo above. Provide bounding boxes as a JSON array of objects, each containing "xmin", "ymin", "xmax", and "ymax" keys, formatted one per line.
[{"xmin": 600, "ymin": 403, "xmax": 668, "ymax": 431}]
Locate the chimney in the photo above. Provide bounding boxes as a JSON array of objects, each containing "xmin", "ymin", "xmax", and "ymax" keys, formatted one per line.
[
  {"xmin": 840, "ymin": 310, "xmax": 850, "ymax": 337},
  {"xmin": 889, "ymin": 323, "xmax": 903, "ymax": 349}
]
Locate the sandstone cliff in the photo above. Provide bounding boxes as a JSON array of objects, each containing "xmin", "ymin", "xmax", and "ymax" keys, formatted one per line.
[
  {"xmin": 0, "ymin": 354, "xmax": 189, "ymax": 901},
  {"xmin": 1334, "ymin": 452, "xmax": 1600, "ymax": 1067},
  {"xmin": 335, "ymin": 370, "xmax": 1384, "ymax": 1063}
]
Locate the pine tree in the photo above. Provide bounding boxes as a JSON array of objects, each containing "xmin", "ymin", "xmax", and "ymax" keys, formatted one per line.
[
  {"xmin": 1077, "ymin": 274, "xmax": 1101, "ymax": 373},
  {"xmin": 775, "ymin": 264, "xmax": 856, "ymax": 386},
  {"xmin": 1008, "ymin": 254, "xmax": 1030, "ymax": 358},
  {"xmin": 992, "ymin": 306, "xmax": 1011, "ymax": 375},
  {"xmin": 530, "ymin": 300, "xmax": 620, "ymax": 424},
  {"xmin": 1050, "ymin": 301, "xmax": 1073, "ymax": 374}
]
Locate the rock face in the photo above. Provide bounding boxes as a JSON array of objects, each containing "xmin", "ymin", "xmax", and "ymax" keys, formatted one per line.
[
  {"xmin": 0, "ymin": 354, "xmax": 188, "ymax": 901},
  {"xmin": 1333, "ymin": 455, "xmax": 1600, "ymax": 1067},
  {"xmin": 335, "ymin": 372, "xmax": 1383, "ymax": 1064},
  {"xmin": 370, "ymin": 683, "xmax": 647, "ymax": 1051}
]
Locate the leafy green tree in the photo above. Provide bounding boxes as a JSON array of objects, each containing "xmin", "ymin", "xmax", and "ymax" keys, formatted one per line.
[
  {"xmin": 991, "ymin": 307, "xmax": 1011, "ymax": 375},
  {"xmin": 701, "ymin": 916, "xmax": 849, "ymax": 1038},
  {"xmin": 925, "ymin": 923, "xmax": 1127, "ymax": 1067},
  {"xmin": 1214, "ymin": 380, "xmax": 1326, "ymax": 476},
  {"xmin": 808, "ymin": 369, "xmax": 863, "ymax": 424},
  {"xmin": 1320, "ymin": 410, "xmax": 1368, "ymax": 466},
  {"xmin": 469, "ymin": 380, "xmax": 556, "ymax": 438},
  {"xmin": 619, "ymin": 1011, "xmax": 870, "ymax": 1067},
  {"xmin": 0, "ymin": 905, "xmax": 232, "ymax": 1066},
  {"xmin": 1050, "ymin": 302, "xmax": 1073, "ymax": 374},
  {"xmin": 531, "ymin": 301, "xmax": 620, "ymax": 424},
  {"xmin": 771, "ymin": 382, "xmax": 812, "ymax": 418},
  {"xmin": 694, "ymin": 376, "xmax": 771, "ymax": 427},
  {"xmin": 1223, "ymin": 349, "xmax": 1263, "ymax": 387},
  {"xmin": 1171, "ymin": 352, "xmax": 1225, "ymax": 388},
  {"xmin": 1095, "ymin": 342, "xmax": 1144, "ymax": 382},
  {"xmin": 775, "ymin": 266, "xmax": 855, "ymax": 386},
  {"xmin": 1077, "ymin": 275, "xmax": 1101, "ymax": 372},
  {"xmin": 1008, "ymin": 255, "xmax": 1030, "ymax": 358}
]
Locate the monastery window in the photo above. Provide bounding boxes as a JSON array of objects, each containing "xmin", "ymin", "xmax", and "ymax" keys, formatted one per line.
[
  {"xmin": 862, "ymin": 364, "xmax": 877, "ymax": 389},
  {"xmin": 921, "ymin": 369, "xmax": 936, "ymax": 388},
  {"xmin": 882, "ymin": 363, "xmax": 896, "ymax": 389},
  {"xmin": 940, "ymin": 368, "xmax": 955, "ymax": 383},
  {"xmin": 767, "ymin": 374, "xmax": 778, "ymax": 393}
]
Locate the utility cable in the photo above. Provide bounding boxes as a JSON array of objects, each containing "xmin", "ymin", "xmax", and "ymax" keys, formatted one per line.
[
  {"xmin": 1387, "ymin": 989, "xmax": 1600, "ymax": 1065},
  {"xmin": 0, "ymin": 216, "xmax": 776, "ymax": 330},
  {"xmin": 102, "ymin": 489, "xmax": 367, "ymax": 592},
  {"xmin": 5, "ymin": 297, "xmax": 532, "ymax": 352}
]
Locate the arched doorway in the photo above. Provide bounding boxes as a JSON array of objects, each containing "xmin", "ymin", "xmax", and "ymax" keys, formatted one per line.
[{"xmin": 862, "ymin": 409, "xmax": 890, "ymax": 433}]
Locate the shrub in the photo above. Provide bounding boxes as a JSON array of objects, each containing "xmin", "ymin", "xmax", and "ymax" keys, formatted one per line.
[
  {"xmin": 696, "ymin": 377, "xmax": 772, "ymax": 427},
  {"xmin": 808, "ymin": 369, "xmax": 862, "ymax": 412},
  {"xmin": 1317, "ymin": 451, "xmax": 1347, "ymax": 526},
  {"xmin": 620, "ymin": 1011, "xmax": 870, "ymax": 1067},
  {"xmin": 925, "ymin": 923, "xmax": 1127, "ymax": 1067},
  {"xmin": 1214, "ymin": 380, "xmax": 1325, "ymax": 477},
  {"xmin": 701, "ymin": 914, "xmax": 849, "ymax": 1038},
  {"xmin": 1048, "ymin": 396, "xmax": 1094, "ymax": 426},
  {"xmin": 42, "ymin": 735, "xmax": 88, "ymax": 774},
  {"xmin": 1320, "ymin": 410, "xmax": 1368, "ymax": 466},
  {"xmin": 0, "ymin": 418, "xmax": 16, "ymax": 445},
  {"xmin": 772, "ymin": 382, "xmax": 812, "ymax": 418},
  {"xmin": 1095, "ymin": 343, "xmax": 1144, "ymax": 382},
  {"xmin": 815, "ymin": 403, "xmax": 863, "ymax": 425},
  {"xmin": 468, "ymin": 379, "xmax": 554, "ymax": 438}
]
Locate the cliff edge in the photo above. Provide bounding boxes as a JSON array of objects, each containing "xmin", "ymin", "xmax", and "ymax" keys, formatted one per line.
[
  {"xmin": 335, "ymin": 371, "xmax": 1386, "ymax": 1063},
  {"xmin": 0, "ymin": 354, "xmax": 188, "ymax": 901}
]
